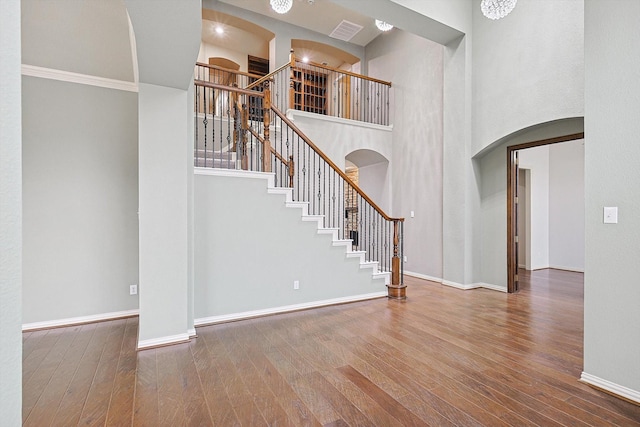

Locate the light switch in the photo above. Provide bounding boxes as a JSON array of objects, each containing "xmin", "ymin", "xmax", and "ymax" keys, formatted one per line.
[
  {"xmin": 410, "ymin": 211, "xmax": 415, "ymax": 218},
  {"xmin": 603, "ymin": 207, "xmax": 618, "ymax": 224}
]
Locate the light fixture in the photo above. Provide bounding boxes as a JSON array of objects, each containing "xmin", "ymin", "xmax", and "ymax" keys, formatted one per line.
[
  {"xmin": 302, "ymin": 56, "xmax": 309, "ymax": 63},
  {"xmin": 375, "ymin": 19, "xmax": 393, "ymax": 32},
  {"xmin": 270, "ymin": 0, "xmax": 293, "ymax": 14},
  {"xmin": 481, "ymin": 0, "xmax": 517, "ymax": 20},
  {"xmin": 215, "ymin": 26, "xmax": 224, "ymax": 35}
]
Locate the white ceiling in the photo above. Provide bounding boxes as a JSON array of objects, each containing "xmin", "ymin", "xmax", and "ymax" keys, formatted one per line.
[{"xmin": 218, "ymin": 0, "xmax": 386, "ymax": 47}]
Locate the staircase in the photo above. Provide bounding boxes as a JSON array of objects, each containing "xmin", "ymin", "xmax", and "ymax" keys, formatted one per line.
[
  {"xmin": 267, "ymin": 184, "xmax": 391, "ymax": 286},
  {"xmin": 194, "ymin": 68, "xmax": 405, "ymax": 302},
  {"xmin": 193, "ymin": 170, "xmax": 391, "ymax": 325},
  {"xmin": 194, "ymin": 149, "xmax": 236, "ymax": 169}
]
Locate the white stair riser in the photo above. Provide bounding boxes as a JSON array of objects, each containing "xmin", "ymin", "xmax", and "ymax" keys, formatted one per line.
[{"xmin": 268, "ymin": 185, "xmax": 387, "ymax": 285}]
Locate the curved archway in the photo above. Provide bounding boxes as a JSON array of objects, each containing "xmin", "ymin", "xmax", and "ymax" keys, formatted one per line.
[
  {"xmin": 200, "ymin": 9, "xmax": 274, "ymax": 72},
  {"xmin": 291, "ymin": 39, "xmax": 360, "ymax": 69},
  {"xmin": 345, "ymin": 149, "xmax": 391, "ymax": 213},
  {"xmin": 207, "ymin": 57, "xmax": 240, "ymax": 71}
]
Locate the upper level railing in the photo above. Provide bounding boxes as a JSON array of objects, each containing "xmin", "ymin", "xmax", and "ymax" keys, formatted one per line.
[
  {"xmin": 194, "ymin": 77, "xmax": 405, "ymax": 298},
  {"xmin": 246, "ymin": 51, "xmax": 392, "ymax": 126},
  {"xmin": 195, "ymin": 62, "xmax": 264, "ymax": 91}
]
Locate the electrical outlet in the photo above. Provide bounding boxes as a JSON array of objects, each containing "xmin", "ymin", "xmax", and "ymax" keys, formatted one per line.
[
  {"xmin": 130, "ymin": 284, "xmax": 137, "ymax": 295},
  {"xmin": 293, "ymin": 280, "xmax": 300, "ymax": 290}
]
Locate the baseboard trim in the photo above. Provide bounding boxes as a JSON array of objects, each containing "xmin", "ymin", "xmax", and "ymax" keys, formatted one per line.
[
  {"xmin": 22, "ymin": 309, "xmax": 139, "ymax": 332},
  {"xmin": 187, "ymin": 328, "xmax": 197, "ymax": 338},
  {"xmin": 474, "ymin": 282, "xmax": 508, "ymax": 293},
  {"xmin": 138, "ymin": 333, "xmax": 190, "ymax": 351},
  {"xmin": 442, "ymin": 280, "xmax": 479, "ymax": 290},
  {"xmin": 548, "ymin": 265, "xmax": 585, "ymax": 273},
  {"xmin": 580, "ymin": 372, "xmax": 640, "ymax": 405},
  {"xmin": 404, "ymin": 271, "xmax": 442, "ymax": 283},
  {"xmin": 195, "ymin": 292, "xmax": 387, "ymax": 327},
  {"xmin": 405, "ymin": 272, "xmax": 506, "ymax": 293},
  {"xmin": 21, "ymin": 64, "xmax": 138, "ymax": 92}
]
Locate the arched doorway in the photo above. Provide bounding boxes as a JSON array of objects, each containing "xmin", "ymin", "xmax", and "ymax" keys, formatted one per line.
[{"xmin": 345, "ymin": 149, "xmax": 390, "ymax": 213}]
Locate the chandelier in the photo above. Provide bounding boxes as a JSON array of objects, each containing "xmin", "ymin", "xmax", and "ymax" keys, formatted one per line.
[
  {"xmin": 270, "ymin": 0, "xmax": 293, "ymax": 14},
  {"xmin": 481, "ymin": 0, "xmax": 517, "ymax": 20},
  {"xmin": 375, "ymin": 20, "xmax": 393, "ymax": 32}
]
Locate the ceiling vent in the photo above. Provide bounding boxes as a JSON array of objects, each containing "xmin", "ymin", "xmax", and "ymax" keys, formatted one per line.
[{"xmin": 329, "ymin": 20, "xmax": 363, "ymax": 42}]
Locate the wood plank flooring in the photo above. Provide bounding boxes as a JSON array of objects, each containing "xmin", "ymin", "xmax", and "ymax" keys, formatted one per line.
[{"xmin": 23, "ymin": 269, "xmax": 640, "ymax": 426}]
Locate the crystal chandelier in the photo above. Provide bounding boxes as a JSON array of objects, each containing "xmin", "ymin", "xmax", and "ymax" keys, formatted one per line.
[
  {"xmin": 481, "ymin": 0, "xmax": 517, "ymax": 20},
  {"xmin": 375, "ymin": 19, "xmax": 393, "ymax": 32},
  {"xmin": 270, "ymin": 0, "xmax": 293, "ymax": 14}
]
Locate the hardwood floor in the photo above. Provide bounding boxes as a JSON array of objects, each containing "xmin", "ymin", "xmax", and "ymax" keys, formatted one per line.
[{"xmin": 22, "ymin": 269, "xmax": 640, "ymax": 426}]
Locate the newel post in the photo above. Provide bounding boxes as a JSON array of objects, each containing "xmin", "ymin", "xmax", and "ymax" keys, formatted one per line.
[
  {"xmin": 262, "ymin": 80, "xmax": 272, "ymax": 173},
  {"xmin": 289, "ymin": 49, "xmax": 296, "ymax": 111},
  {"xmin": 387, "ymin": 219, "xmax": 407, "ymax": 299}
]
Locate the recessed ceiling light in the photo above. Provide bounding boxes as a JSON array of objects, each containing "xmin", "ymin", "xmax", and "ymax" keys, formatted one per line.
[
  {"xmin": 215, "ymin": 26, "xmax": 224, "ymax": 35},
  {"xmin": 302, "ymin": 56, "xmax": 309, "ymax": 63}
]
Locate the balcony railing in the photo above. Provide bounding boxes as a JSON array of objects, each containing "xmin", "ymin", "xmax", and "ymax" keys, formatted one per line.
[{"xmin": 246, "ymin": 52, "xmax": 392, "ymax": 126}]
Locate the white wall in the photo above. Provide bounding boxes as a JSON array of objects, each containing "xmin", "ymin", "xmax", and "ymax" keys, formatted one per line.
[
  {"xmin": 22, "ymin": 77, "xmax": 139, "ymax": 324},
  {"xmin": 365, "ymin": 29, "xmax": 444, "ymax": 280},
  {"xmin": 583, "ymin": 0, "xmax": 640, "ymax": 400},
  {"xmin": 288, "ymin": 111, "xmax": 392, "ymax": 172},
  {"xmin": 390, "ymin": 0, "xmax": 472, "ymax": 33},
  {"xmin": 357, "ymin": 161, "xmax": 391, "ymax": 213},
  {"xmin": 137, "ymin": 83, "xmax": 190, "ymax": 347},
  {"xmin": 519, "ymin": 145, "xmax": 550, "ymax": 270},
  {"xmin": 21, "ymin": 0, "xmax": 135, "ymax": 82},
  {"xmin": 0, "ymin": 1, "xmax": 23, "ymax": 423},
  {"xmin": 514, "ymin": 140, "xmax": 585, "ymax": 273},
  {"xmin": 549, "ymin": 140, "xmax": 585, "ymax": 271},
  {"xmin": 472, "ymin": 0, "xmax": 584, "ymax": 154},
  {"xmin": 126, "ymin": 0, "xmax": 201, "ymax": 348},
  {"xmin": 194, "ymin": 172, "xmax": 386, "ymax": 321}
]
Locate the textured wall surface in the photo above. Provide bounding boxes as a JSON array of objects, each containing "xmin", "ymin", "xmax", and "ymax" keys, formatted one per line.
[
  {"xmin": 584, "ymin": 0, "xmax": 640, "ymax": 397},
  {"xmin": 472, "ymin": 0, "xmax": 584, "ymax": 154},
  {"xmin": 194, "ymin": 173, "xmax": 386, "ymax": 319},
  {"xmin": 22, "ymin": 77, "xmax": 139, "ymax": 324},
  {"xmin": 366, "ymin": 29, "xmax": 444, "ymax": 280},
  {"xmin": 0, "ymin": 1, "xmax": 23, "ymax": 423}
]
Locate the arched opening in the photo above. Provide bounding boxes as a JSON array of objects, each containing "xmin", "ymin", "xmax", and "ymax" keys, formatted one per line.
[
  {"xmin": 200, "ymin": 9, "xmax": 273, "ymax": 73},
  {"xmin": 345, "ymin": 149, "xmax": 390, "ymax": 213},
  {"xmin": 291, "ymin": 39, "xmax": 360, "ymax": 70}
]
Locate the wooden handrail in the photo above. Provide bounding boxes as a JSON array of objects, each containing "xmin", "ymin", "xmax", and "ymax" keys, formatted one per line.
[
  {"xmin": 294, "ymin": 58, "xmax": 392, "ymax": 87},
  {"xmin": 244, "ymin": 62, "xmax": 291, "ymax": 90},
  {"xmin": 194, "ymin": 80, "xmax": 265, "ymax": 98},
  {"xmin": 270, "ymin": 105, "xmax": 403, "ymax": 223},
  {"xmin": 195, "ymin": 62, "xmax": 263, "ymax": 80}
]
